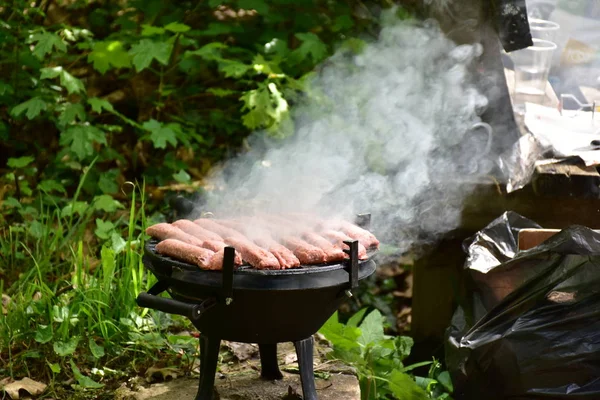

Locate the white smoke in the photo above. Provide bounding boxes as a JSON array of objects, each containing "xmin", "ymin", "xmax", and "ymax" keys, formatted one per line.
[{"xmin": 195, "ymin": 16, "xmax": 498, "ymax": 252}]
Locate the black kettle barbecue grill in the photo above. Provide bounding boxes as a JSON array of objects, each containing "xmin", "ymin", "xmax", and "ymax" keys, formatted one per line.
[{"xmin": 136, "ymin": 213, "xmax": 377, "ymax": 400}]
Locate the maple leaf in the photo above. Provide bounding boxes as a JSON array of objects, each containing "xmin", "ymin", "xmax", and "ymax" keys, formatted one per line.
[
  {"xmin": 41, "ymin": 67, "xmax": 85, "ymax": 94},
  {"xmin": 142, "ymin": 119, "xmax": 177, "ymax": 149},
  {"xmin": 58, "ymin": 103, "xmax": 86, "ymax": 125},
  {"xmin": 87, "ymin": 40, "xmax": 131, "ymax": 74},
  {"xmin": 88, "ymin": 97, "xmax": 114, "ymax": 113},
  {"xmin": 129, "ymin": 39, "xmax": 172, "ymax": 72},
  {"xmin": 164, "ymin": 22, "xmax": 191, "ymax": 33},
  {"xmin": 29, "ymin": 32, "xmax": 67, "ymax": 59},
  {"xmin": 10, "ymin": 97, "xmax": 47, "ymax": 120},
  {"xmin": 240, "ymin": 85, "xmax": 272, "ymax": 129},
  {"xmin": 141, "ymin": 24, "xmax": 166, "ymax": 36},
  {"xmin": 218, "ymin": 59, "xmax": 251, "ymax": 78},
  {"xmin": 293, "ymin": 32, "xmax": 328, "ymax": 63},
  {"xmin": 60, "ymin": 70, "xmax": 85, "ymax": 94},
  {"xmin": 59, "ymin": 124, "xmax": 107, "ymax": 160}
]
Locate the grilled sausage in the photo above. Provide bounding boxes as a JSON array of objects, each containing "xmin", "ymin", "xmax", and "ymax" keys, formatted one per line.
[
  {"xmin": 146, "ymin": 223, "xmax": 205, "ymax": 247},
  {"xmin": 172, "ymin": 219, "xmax": 224, "ymax": 241},
  {"xmin": 301, "ymin": 232, "xmax": 346, "ymax": 263},
  {"xmin": 281, "ymin": 237, "xmax": 327, "ymax": 265},
  {"xmin": 202, "ymin": 240, "xmax": 242, "ymax": 265},
  {"xmin": 208, "ymin": 248, "xmax": 244, "ymax": 270},
  {"xmin": 254, "ymin": 238, "xmax": 301, "ymax": 269},
  {"xmin": 224, "ymin": 237, "xmax": 281, "ymax": 270},
  {"xmin": 322, "ymin": 220, "xmax": 380, "ymax": 249},
  {"xmin": 320, "ymin": 230, "xmax": 368, "ymax": 260},
  {"xmin": 155, "ymin": 239, "xmax": 215, "ymax": 269},
  {"xmin": 194, "ymin": 219, "xmax": 245, "ymax": 240}
]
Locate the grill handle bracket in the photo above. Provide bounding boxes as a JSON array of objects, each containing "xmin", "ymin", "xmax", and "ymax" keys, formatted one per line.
[
  {"xmin": 222, "ymin": 246, "xmax": 235, "ymax": 305},
  {"xmin": 136, "ymin": 292, "xmax": 216, "ymax": 323},
  {"xmin": 343, "ymin": 240, "xmax": 359, "ymax": 295}
]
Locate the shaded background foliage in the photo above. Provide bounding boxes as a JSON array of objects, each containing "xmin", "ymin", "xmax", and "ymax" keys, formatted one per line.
[
  {"xmin": 0, "ymin": 0, "xmax": 419, "ymax": 207},
  {"xmin": 0, "ymin": 1, "xmax": 437, "ymax": 397}
]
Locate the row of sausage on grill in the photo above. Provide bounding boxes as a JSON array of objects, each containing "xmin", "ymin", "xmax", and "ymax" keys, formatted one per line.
[{"xmin": 145, "ymin": 214, "xmax": 379, "ymax": 270}]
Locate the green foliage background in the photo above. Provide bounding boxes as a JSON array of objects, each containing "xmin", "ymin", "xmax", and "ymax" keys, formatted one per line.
[
  {"xmin": 0, "ymin": 1, "xmax": 439, "ymax": 397},
  {"xmin": 1, "ymin": 0, "xmax": 416, "ymax": 209}
]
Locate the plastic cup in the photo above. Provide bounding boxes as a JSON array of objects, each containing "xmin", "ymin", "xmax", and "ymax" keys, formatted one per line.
[
  {"xmin": 528, "ymin": 18, "xmax": 560, "ymax": 42},
  {"xmin": 511, "ymin": 39, "xmax": 557, "ymax": 112}
]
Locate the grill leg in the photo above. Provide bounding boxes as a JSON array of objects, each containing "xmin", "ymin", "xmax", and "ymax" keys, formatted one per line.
[
  {"xmin": 196, "ymin": 335, "xmax": 221, "ymax": 400},
  {"xmin": 294, "ymin": 337, "xmax": 318, "ymax": 400},
  {"xmin": 259, "ymin": 343, "xmax": 283, "ymax": 380}
]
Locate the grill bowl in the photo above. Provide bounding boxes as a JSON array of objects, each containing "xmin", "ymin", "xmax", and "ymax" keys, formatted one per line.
[{"xmin": 144, "ymin": 239, "xmax": 376, "ymax": 343}]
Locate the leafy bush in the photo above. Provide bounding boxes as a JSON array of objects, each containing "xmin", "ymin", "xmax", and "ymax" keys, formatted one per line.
[
  {"xmin": 319, "ymin": 309, "xmax": 453, "ymax": 400},
  {"xmin": 0, "ymin": 0, "xmax": 410, "ymax": 201}
]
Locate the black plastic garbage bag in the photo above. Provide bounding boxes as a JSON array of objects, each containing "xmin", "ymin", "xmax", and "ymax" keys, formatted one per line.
[{"xmin": 445, "ymin": 211, "xmax": 600, "ymax": 400}]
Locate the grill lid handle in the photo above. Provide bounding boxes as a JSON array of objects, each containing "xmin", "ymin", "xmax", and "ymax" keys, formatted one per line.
[{"xmin": 343, "ymin": 240, "xmax": 360, "ymax": 294}]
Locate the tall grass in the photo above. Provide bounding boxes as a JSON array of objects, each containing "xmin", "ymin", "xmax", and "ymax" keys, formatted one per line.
[{"xmin": 0, "ymin": 175, "xmax": 182, "ymax": 391}]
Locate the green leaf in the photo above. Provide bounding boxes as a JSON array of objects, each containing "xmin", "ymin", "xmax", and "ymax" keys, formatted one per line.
[
  {"xmin": 388, "ymin": 370, "xmax": 430, "ymax": 400},
  {"xmin": 95, "ymin": 219, "xmax": 115, "ymax": 240},
  {"xmin": 88, "ymin": 40, "xmax": 131, "ymax": 74},
  {"xmin": 11, "ymin": 97, "xmax": 47, "ymax": 120},
  {"xmin": 28, "ymin": 220, "xmax": 44, "ymax": 239},
  {"xmin": 110, "ymin": 231, "xmax": 127, "ymax": 253},
  {"xmin": 38, "ymin": 179, "xmax": 67, "ymax": 194},
  {"xmin": 59, "ymin": 124, "xmax": 107, "ymax": 160},
  {"xmin": 242, "ymin": 108, "xmax": 268, "ymax": 130},
  {"xmin": 41, "ymin": 67, "xmax": 85, "ymax": 94},
  {"xmin": 30, "ymin": 32, "xmax": 67, "ymax": 59},
  {"xmin": 0, "ymin": 81, "xmax": 14, "ymax": 95},
  {"xmin": 2, "ymin": 197, "xmax": 21, "ymax": 209},
  {"xmin": 34, "ymin": 325, "xmax": 53, "ymax": 344},
  {"xmin": 129, "ymin": 39, "xmax": 172, "ymax": 72},
  {"xmin": 173, "ymin": 169, "xmax": 191, "ymax": 183},
  {"xmin": 89, "ymin": 338, "xmax": 105, "ymax": 359},
  {"xmin": 208, "ymin": 0, "xmax": 222, "ymax": 7},
  {"xmin": 207, "ymin": 88, "xmax": 237, "ymax": 97},
  {"xmin": 70, "ymin": 360, "xmax": 104, "ymax": 389},
  {"xmin": 358, "ymin": 309, "xmax": 386, "ymax": 347},
  {"xmin": 141, "ymin": 24, "xmax": 166, "ymax": 36},
  {"xmin": 319, "ymin": 312, "xmax": 362, "ymax": 352},
  {"xmin": 164, "ymin": 22, "xmax": 191, "ymax": 33},
  {"xmin": 88, "ymin": 97, "xmax": 114, "ymax": 113},
  {"xmin": 47, "ymin": 361, "xmax": 61, "ymax": 374},
  {"xmin": 238, "ymin": 0, "xmax": 269, "ymax": 14},
  {"xmin": 98, "ymin": 170, "xmax": 119, "ymax": 194},
  {"xmin": 7, "ymin": 156, "xmax": 34, "ymax": 169},
  {"xmin": 60, "ymin": 201, "xmax": 89, "ymax": 218},
  {"xmin": 93, "ymin": 195, "xmax": 124, "ymax": 212},
  {"xmin": 58, "ymin": 103, "xmax": 86, "ymax": 125},
  {"xmin": 40, "ymin": 66, "xmax": 62, "ymax": 79},
  {"xmin": 332, "ymin": 15, "xmax": 354, "ymax": 32},
  {"xmin": 185, "ymin": 42, "xmax": 227, "ymax": 61},
  {"xmin": 218, "ymin": 59, "xmax": 251, "ymax": 78},
  {"xmin": 53, "ymin": 336, "xmax": 79, "ymax": 356},
  {"xmin": 142, "ymin": 119, "xmax": 177, "ymax": 149},
  {"xmin": 293, "ymin": 32, "xmax": 328, "ymax": 63},
  {"xmin": 60, "ymin": 70, "xmax": 85, "ymax": 94},
  {"xmin": 437, "ymin": 371, "xmax": 453, "ymax": 393},
  {"xmin": 347, "ymin": 308, "xmax": 368, "ymax": 327},
  {"xmin": 395, "ymin": 336, "xmax": 414, "ymax": 360}
]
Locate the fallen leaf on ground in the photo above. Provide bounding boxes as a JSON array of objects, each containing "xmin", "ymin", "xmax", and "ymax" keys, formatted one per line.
[
  {"xmin": 283, "ymin": 352, "xmax": 297, "ymax": 365},
  {"xmin": 145, "ymin": 367, "xmax": 179, "ymax": 383},
  {"xmin": 224, "ymin": 341, "xmax": 258, "ymax": 361},
  {"xmin": 2, "ymin": 294, "xmax": 10, "ymax": 314},
  {"xmin": 1, "ymin": 377, "xmax": 47, "ymax": 399}
]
